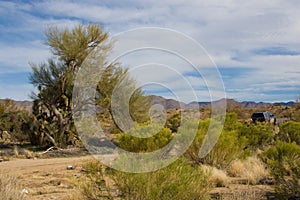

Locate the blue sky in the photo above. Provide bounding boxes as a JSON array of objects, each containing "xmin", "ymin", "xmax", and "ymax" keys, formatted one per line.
[{"xmin": 0, "ymin": 0, "xmax": 299, "ymax": 103}]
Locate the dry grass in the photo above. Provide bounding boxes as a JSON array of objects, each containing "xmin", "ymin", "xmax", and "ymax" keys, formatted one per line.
[
  {"xmin": 229, "ymin": 157, "xmax": 269, "ymax": 185},
  {"xmin": 23, "ymin": 149, "xmax": 34, "ymax": 159},
  {"xmin": 202, "ymin": 165, "xmax": 229, "ymax": 187},
  {"xmin": 0, "ymin": 174, "xmax": 27, "ymax": 200},
  {"xmin": 13, "ymin": 145, "xmax": 19, "ymax": 157}
]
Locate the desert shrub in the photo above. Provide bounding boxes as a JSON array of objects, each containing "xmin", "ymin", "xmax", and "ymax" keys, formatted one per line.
[
  {"xmin": 166, "ymin": 112, "xmax": 181, "ymax": 132},
  {"xmin": 0, "ymin": 99, "xmax": 32, "ymax": 143},
  {"xmin": 117, "ymin": 124, "xmax": 173, "ymax": 152},
  {"xmin": 0, "ymin": 174, "xmax": 27, "ymax": 200},
  {"xmin": 78, "ymin": 160, "xmax": 113, "ymax": 200},
  {"xmin": 185, "ymin": 117, "xmax": 247, "ymax": 169},
  {"xmin": 108, "ymin": 157, "xmax": 211, "ymax": 200},
  {"xmin": 201, "ymin": 129, "xmax": 247, "ymax": 169},
  {"xmin": 229, "ymin": 156, "xmax": 269, "ymax": 185},
  {"xmin": 202, "ymin": 165, "xmax": 229, "ymax": 187},
  {"xmin": 261, "ymin": 141, "xmax": 300, "ymax": 198},
  {"xmin": 278, "ymin": 121, "xmax": 300, "ymax": 145},
  {"xmin": 238, "ymin": 122, "xmax": 274, "ymax": 150}
]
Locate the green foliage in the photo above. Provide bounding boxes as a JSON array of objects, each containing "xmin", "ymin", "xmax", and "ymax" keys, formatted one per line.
[
  {"xmin": 29, "ymin": 24, "xmax": 150, "ymax": 147},
  {"xmin": 185, "ymin": 115, "xmax": 248, "ymax": 169},
  {"xmin": 261, "ymin": 141, "xmax": 300, "ymax": 198},
  {"xmin": 238, "ymin": 122, "xmax": 274, "ymax": 150},
  {"xmin": 278, "ymin": 121, "xmax": 300, "ymax": 145},
  {"xmin": 108, "ymin": 157, "xmax": 211, "ymax": 200},
  {"xmin": 166, "ymin": 112, "xmax": 181, "ymax": 132},
  {"xmin": 0, "ymin": 99, "xmax": 32, "ymax": 142},
  {"xmin": 117, "ymin": 124, "xmax": 173, "ymax": 152},
  {"xmin": 79, "ymin": 160, "xmax": 113, "ymax": 200},
  {"xmin": 29, "ymin": 25, "xmax": 109, "ymax": 147}
]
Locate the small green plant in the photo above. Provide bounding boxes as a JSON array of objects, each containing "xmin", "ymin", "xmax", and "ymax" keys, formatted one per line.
[
  {"xmin": 108, "ymin": 157, "xmax": 211, "ymax": 200},
  {"xmin": 116, "ymin": 124, "xmax": 173, "ymax": 152},
  {"xmin": 278, "ymin": 121, "xmax": 300, "ymax": 145},
  {"xmin": 261, "ymin": 141, "xmax": 300, "ymax": 199},
  {"xmin": 238, "ymin": 122, "xmax": 274, "ymax": 150},
  {"xmin": 79, "ymin": 160, "xmax": 113, "ymax": 200},
  {"xmin": 185, "ymin": 117, "xmax": 247, "ymax": 169}
]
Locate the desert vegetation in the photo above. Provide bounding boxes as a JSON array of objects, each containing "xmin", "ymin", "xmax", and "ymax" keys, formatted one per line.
[{"xmin": 1, "ymin": 24, "xmax": 300, "ymax": 199}]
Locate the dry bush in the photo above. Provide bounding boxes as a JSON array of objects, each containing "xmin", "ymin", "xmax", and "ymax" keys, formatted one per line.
[
  {"xmin": 229, "ymin": 157, "xmax": 269, "ymax": 185},
  {"xmin": 74, "ymin": 160, "xmax": 114, "ymax": 200},
  {"xmin": 23, "ymin": 149, "xmax": 34, "ymax": 159},
  {"xmin": 13, "ymin": 145, "xmax": 19, "ymax": 157},
  {"xmin": 202, "ymin": 165, "xmax": 229, "ymax": 187},
  {"xmin": 0, "ymin": 174, "xmax": 27, "ymax": 200}
]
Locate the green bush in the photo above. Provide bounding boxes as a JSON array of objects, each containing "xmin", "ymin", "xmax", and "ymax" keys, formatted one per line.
[
  {"xmin": 0, "ymin": 99, "xmax": 32, "ymax": 143},
  {"xmin": 185, "ymin": 116, "xmax": 248, "ymax": 169},
  {"xmin": 166, "ymin": 112, "xmax": 181, "ymax": 132},
  {"xmin": 78, "ymin": 160, "xmax": 113, "ymax": 200},
  {"xmin": 108, "ymin": 157, "xmax": 211, "ymax": 200},
  {"xmin": 278, "ymin": 121, "xmax": 300, "ymax": 145},
  {"xmin": 116, "ymin": 124, "xmax": 173, "ymax": 152},
  {"xmin": 261, "ymin": 141, "xmax": 300, "ymax": 198},
  {"xmin": 238, "ymin": 122, "xmax": 274, "ymax": 150}
]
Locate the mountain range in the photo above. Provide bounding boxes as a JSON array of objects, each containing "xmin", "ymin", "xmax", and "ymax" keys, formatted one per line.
[
  {"xmin": 149, "ymin": 95, "xmax": 296, "ymax": 109},
  {"xmin": 0, "ymin": 96, "xmax": 296, "ymax": 112}
]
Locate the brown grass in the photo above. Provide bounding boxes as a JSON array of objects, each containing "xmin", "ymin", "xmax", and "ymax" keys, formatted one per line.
[
  {"xmin": 202, "ymin": 165, "xmax": 229, "ymax": 187},
  {"xmin": 229, "ymin": 157, "xmax": 269, "ymax": 185},
  {"xmin": 13, "ymin": 145, "xmax": 19, "ymax": 157},
  {"xmin": 23, "ymin": 149, "xmax": 34, "ymax": 159},
  {"xmin": 0, "ymin": 174, "xmax": 27, "ymax": 200}
]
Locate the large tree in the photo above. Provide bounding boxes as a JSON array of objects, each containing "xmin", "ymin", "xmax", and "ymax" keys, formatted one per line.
[{"xmin": 29, "ymin": 24, "xmax": 149, "ymax": 147}]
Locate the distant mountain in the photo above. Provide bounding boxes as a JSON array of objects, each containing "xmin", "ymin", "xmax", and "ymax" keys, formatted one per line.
[
  {"xmin": 150, "ymin": 96, "xmax": 295, "ymax": 110},
  {"xmin": 1, "ymin": 96, "xmax": 296, "ymax": 112},
  {"xmin": 149, "ymin": 95, "xmax": 184, "ymax": 109},
  {"xmin": 273, "ymin": 101, "xmax": 295, "ymax": 106},
  {"xmin": 0, "ymin": 99, "xmax": 32, "ymax": 112}
]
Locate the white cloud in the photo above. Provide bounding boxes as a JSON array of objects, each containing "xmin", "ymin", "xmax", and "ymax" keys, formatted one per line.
[{"xmin": 0, "ymin": 0, "xmax": 299, "ymax": 102}]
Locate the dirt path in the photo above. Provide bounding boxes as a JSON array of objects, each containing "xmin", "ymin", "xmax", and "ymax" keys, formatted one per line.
[
  {"xmin": 0, "ymin": 156, "xmax": 275, "ymax": 200},
  {"xmin": 0, "ymin": 156, "xmax": 95, "ymax": 199}
]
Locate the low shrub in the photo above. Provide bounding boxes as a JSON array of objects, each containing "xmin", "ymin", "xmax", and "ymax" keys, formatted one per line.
[
  {"xmin": 229, "ymin": 156, "xmax": 269, "ymax": 185},
  {"xmin": 278, "ymin": 121, "xmax": 300, "ymax": 145},
  {"xmin": 261, "ymin": 141, "xmax": 300, "ymax": 199},
  {"xmin": 202, "ymin": 165, "xmax": 229, "ymax": 187},
  {"xmin": 238, "ymin": 122, "xmax": 274, "ymax": 150},
  {"xmin": 78, "ymin": 160, "xmax": 113, "ymax": 200},
  {"xmin": 0, "ymin": 174, "xmax": 27, "ymax": 200},
  {"xmin": 116, "ymin": 124, "xmax": 173, "ymax": 152},
  {"xmin": 185, "ymin": 117, "xmax": 247, "ymax": 169},
  {"xmin": 108, "ymin": 157, "xmax": 212, "ymax": 200}
]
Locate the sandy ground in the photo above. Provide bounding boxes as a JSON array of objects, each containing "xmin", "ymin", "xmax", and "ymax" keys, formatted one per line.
[
  {"xmin": 0, "ymin": 156, "xmax": 94, "ymax": 199},
  {"xmin": 0, "ymin": 155, "xmax": 274, "ymax": 200}
]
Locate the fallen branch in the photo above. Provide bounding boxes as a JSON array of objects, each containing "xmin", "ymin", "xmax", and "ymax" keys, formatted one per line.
[{"xmin": 38, "ymin": 146, "xmax": 64, "ymax": 155}]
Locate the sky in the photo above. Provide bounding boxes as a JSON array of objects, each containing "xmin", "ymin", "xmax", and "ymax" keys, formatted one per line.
[{"xmin": 0, "ymin": 0, "xmax": 299, "ymax": 103}]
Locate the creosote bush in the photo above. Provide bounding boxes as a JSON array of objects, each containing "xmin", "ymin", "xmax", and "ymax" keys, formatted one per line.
[
  {"xmin": 116, "ymin": 124, "xmax": 173, "ymax": 152},
  {"xmin": 261, "ymin": 141, "xmax": 300, "ymax": 199},
  {"xmin": 239, "ymin": 122, "xmax": 274, "ymax": 150},
  {"xmin": 107, "ymin": 157, "xmax": 212, "ymax": 200},
  {"xmin": 277, "ymin": 121, "xmax": 300, "ymax": 145},
  {"xmin": 185, "ymin": 114, "xmax": 248, "ymax": 169}
]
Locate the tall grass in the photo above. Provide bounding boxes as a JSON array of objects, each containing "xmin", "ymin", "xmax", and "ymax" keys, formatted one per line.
[{"xmin": 0, "ymin": 174, "xmax": 27, "ymax": 200}]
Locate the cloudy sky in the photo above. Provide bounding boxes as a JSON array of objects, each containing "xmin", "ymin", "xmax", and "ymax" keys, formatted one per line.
[{"xmin": 0, "ymin": 0, "xmax": 299, "ymax": 103}]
